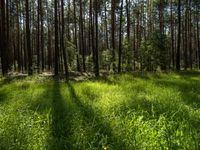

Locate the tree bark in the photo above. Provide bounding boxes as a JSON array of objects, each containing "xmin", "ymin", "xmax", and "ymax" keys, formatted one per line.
[
  {"xmin": 79, "ymin": 0, "xmax": 86, "ymax": 72},
  {"xmin": 25, "ymin": 0, "xmax": 32, "ymax": 75},
  {"xmin": 111, "ymin": 0, "xmax": 116, "ymax": 63},
  {"xmin": 95, "ymin": 0, "xmax": 99, "ymax": 77},
  {"xmin": 176, "ymin": 0, "xmax": 181, "ymax": 71},
  {"xmin": 1, "ymin": 0, "xmax": 9, "ymax": 75},
  {"xmin": 54, "ymin": 0, "xmax": 59, "ymax": 75},
  {"xmin": 61, "ymin": 0, "xmax": 69, "ymax": 80},
  {"xmin": 40, "ymin": 0, "xmax": 44, "ymax": 71},
  {"xmin": 170, "ymin": 0, "xmax": 175, "ymax": 69},
  {"xmin": 118, "ymin": 0, "xmax": 123, "ymax": 73}
]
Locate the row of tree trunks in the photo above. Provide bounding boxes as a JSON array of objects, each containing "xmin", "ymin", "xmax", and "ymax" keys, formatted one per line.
[{"xmin": 1, "ymin": 0, "xmax": 200, "ymax": 76}]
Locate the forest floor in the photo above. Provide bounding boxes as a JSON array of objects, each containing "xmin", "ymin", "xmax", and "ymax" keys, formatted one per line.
[{"xmin": 0, "ymin": 71, "xmax": 200, "ymax": 149}]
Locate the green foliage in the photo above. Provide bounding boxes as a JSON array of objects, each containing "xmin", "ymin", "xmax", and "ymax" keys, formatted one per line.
[
  {"xmin": 122, "ymin": 38, "xmax": 134, "ymax": 71},
  {"xmin": 101, "ymin": 49, "xmax": 113, "ymax": 72},
  {"xmin": 86, "ymin": 55, "xmax": 94, "ymax": 72},
  {"xmin": 65, "ymin": 41, "xmax": 77, "ymax": 71},
  {"xmin": 0, "ymin": 72, "xmax": 200, "ymax": 149},
  {"xmin": 65, "ymin": 40, "xmax": 82, "ymax": 70},
  {"xmin": 140, "ymin": 31, "xmax": 169, "ymax": 71}
]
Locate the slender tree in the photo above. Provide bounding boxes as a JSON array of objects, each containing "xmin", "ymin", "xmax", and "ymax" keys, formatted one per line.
[
  {"xmin": 104, "ymin": 2, "xmax": 109, "ymax": 49},
  {"xmin": 111, "ymin": 0, "xmax": 116, "ymax": 64},
  {"xmin": 1, "ymin": 0, "xmax": 8, "ymax": 75},
  {"xmin": 73, "ymin": 0, "xmax": 80, "ymax": 72},
  {"xmin": 25, "ymin": 0, "xmax": 33, "ymax": 75},
  {"xmin": 79, "ymin": 0, "xmax": 86, "ymax": 72},
  {"xmin": 40, "ymin": 0, "xmax": 44, "ymax": 71},
  {"xmin": 54, "ymin": 0, "xmax": 59, "ymax": 75},
  {"xmin": 118, "ymin": 0, "xmax": 123, "ymax": 73},
  {"xmin": 37, "ymin": 0, "xmax": 40, "ymax": 72},
  {"xmin": 176, "ymin": 0, "xmax": 181, "ymax": 71},
  {"xmin": 95, "ymin": 0, "xmax": 99, "ymax": 77},
  {"xmin": 170, "ymin": 0, "xmax": 175, "ymax": 69},
  {"xmin": 61, "ymin": 0, "xmax": 69, "ymax": 79},
  {"xmin": 188, "ymin": 0, "xmax": 192, "ymax": 69},
  {"xmin": 197, "ymin": 11, "xmax": 200, "ymax": 69}
]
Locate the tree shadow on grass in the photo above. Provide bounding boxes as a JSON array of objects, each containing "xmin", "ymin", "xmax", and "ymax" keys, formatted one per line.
[
  {"xmin": 175, "ymin": 70, "xmax": 200, "ymax": 77},
  {"xmin": 153, "ymin": 79, "xmax": 200, "ymax": 108},
  {"xmin": 0, "ymin": 76, "xmax": 27, "ymax": 87},
  {"xmin": 27, "ymin": 79, "xmax": 74, "ymax": 149},
  {"xmin": 0, "ymin": 80, "xmax": 31, "ymax": 104},
  {"xmin": 0, "ymin": 91, "xmax": 8, "ymax": 103},
  {"xmin": 148, "ymin": 77, "xmax": 200, "ymax": 128},
  {"xmin": 67, "ymin": 82, "xmax": 125, "ymax": 149},
  {"xmin": 47, "ymin": 79, "xmax": 74, "ymax": 150}
]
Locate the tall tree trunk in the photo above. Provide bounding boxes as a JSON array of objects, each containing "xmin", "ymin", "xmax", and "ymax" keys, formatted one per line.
[
  {"xmin": 188, "ymin": 0, "xmax": 192, "ymax": 69},
  {"xmin": 67, "ymin": 0, "xmax": 71, "ymax": 41},
  {"xmin": 54, "ymin": 0, "xmax": 59, "ymax": 75},
  {"xmin": 89, "ymin": 0, "xmax": 95, "ymax": 69},
  {"xmin": 95, "ymin": 0, "xmax": 99, "ymax": 77},
  {"xmin": 25, "ymin": 0, "xmax": 32, "ymax": 75},
  {"xmin": 159, "ymin": 0, "xmax": 166, "ymax": 70},
  {"xmin": 133, "ymin": 19, "xmax": 136, "ymax": 70},
  {"xmin": 184, "ymin": 7, "xmax": 188, "ymax": 70},
  {"xmin": 1, "ymin": 0, "xmax": 9, "ymax": 75},
  {"xmin": 47, "ymin": 26, "xmax": 52, "ymax": 70},
  {"xmin": 118, "ymin": 0, "xmax": 123, "ymax": 73},
  {"xmin": 16, "ymin": 0, "xmax": 21, "ymax": 72},
  {"xmin": 0, "ymin": 3, "xmax": 1, "ymax": 65},
  {"xmin": 197, "ymin": 12, "xmax": 200, "ymax": 69},
  {"xmin": 176, "ymin": 0, "xmax": 181, "ymax": 71},
  {"xmin": 126, "ymin": 0, "xmax": 130, "ymax": 43},
  {"xmin": 79, "ymin": 0, "xmax": 86, "ymax": 72},
  {"xmin": 159, "ymin": 0, "xmax": 164, "ymax": 35},
  {"xmin": 73, "ymin": 0, "xmax": 80, "ymax": 72},
  {"xmin": 6, "ymin": 0, "xmax": 10, "ymax": 69},
  {"xmin": 40, "ymin": 0, "xmax": 44, "ymax": 71},
  {"xmin": 170, "ymin": 0, "xmax": 175, "ymax": 69},
  {"xmin": 111, "ymin": 0, "xmax": 116, "ymax": 64},
  {"xmin": 37, "ymin": 0, "xmax": 40, "ymax": 73},
  {"xmin": 46, "ymin": 0, "xmax": 52, "ymax": 71},
  {"xmin": 104, "ymin": 3, "xmax": 109, "ymax": 49},
  {"xmin": 61, "ymin": 0, "xmax": 69, "ymax": 80}
]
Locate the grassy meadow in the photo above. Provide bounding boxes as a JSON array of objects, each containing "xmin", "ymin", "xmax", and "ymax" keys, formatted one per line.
[{"xmin": 0, "ymin": 72, "xmax": 199, "ymax": 149}]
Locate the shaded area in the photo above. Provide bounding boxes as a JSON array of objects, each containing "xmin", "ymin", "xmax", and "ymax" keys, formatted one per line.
[
  {"xmin": 153, "ymin": 78, "xmax": 200, "ymax": 109},
  {"xmin": 48, "ymin": 80, "xmax": 73, "ymax": 149},
  {"xmin": 0, "ymin": 75, "xmax": 27, "ymax": 87},
  {"xmin": 67, "ymin": 82, "xmax": 125, "ymax": 149},
  {"xmin": 175, "ymin": 70, "xmax": 200, "ymax": 77},
  {"xmin": 0, "ymin": 91, "xmax": 8, "ymax": 103},
  {"xmin": 27, "ymin": 79, "xmax": 74, "ymax": 149}
]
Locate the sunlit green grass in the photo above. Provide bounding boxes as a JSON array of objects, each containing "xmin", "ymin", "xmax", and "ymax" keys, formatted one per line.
[{"xmin": 0, "ymin": 72, "xmax": 200, "ymax": 149}]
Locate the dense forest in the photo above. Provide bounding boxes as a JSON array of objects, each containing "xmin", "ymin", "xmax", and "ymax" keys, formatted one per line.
[{"xmin": 0, "ymin": 0, "xmax": 200, "ymax": 77}]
